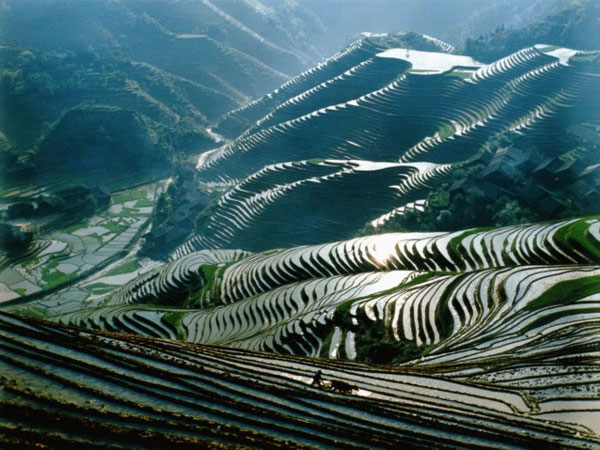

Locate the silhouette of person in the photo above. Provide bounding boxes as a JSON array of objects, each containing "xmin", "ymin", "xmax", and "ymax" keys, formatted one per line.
[{"xmin": 312, "ymin": 369, "xmax": 323, "ymax": 387}]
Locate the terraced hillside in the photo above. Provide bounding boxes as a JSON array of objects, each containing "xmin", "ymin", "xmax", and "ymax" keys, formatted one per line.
[
  {"xmin": 52, "ymin": 217, "xmax": 600, "ymax": 345},
  {"xmin": 181, "ymin": 159, "xmax": 451, "ymax": 252},
  {"xmin": 209, "ymin": 44, "xmax": 599, "ymax": 180},
  {"xmin": 13, "ymin": 217, "xmax": 595, "ymax": 440},
  {"xmin": 0, "ymin": 183, "xmax": 163, "ymax": 303},
  {"xmin": 3, "ymin": 20, "xmax": 600, "ymax": 445},
  {"xmin": 215, "ymin": 31, "xmax": 456, "ymax": 137},
  {"xmin": 179, "ymin": 43, "xmax": 600, "ymax": 253},
  {"xmin": 1, "ymin": 312, "xmax": 599, "ymax": 448}
]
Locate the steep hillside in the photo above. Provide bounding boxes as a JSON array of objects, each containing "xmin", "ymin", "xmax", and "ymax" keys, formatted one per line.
[
  {"xmin": 36, "ymin": 108, "xmax": 170, "ymax": 172},
  {"xmin": 0, "ymin": 46, "xmax": 216, "ymax": 186},
  {"xmin": 215, "ymin": 32, "xmax": 456, "ymax": 137},
  {"xmin": 0, "ymin": 0, "xmax": 331, "ymax": 190},
  {"xmin": 51, "ymin": 218, "xmax": 600, "ymax": 353},
  {"xmin": 0, "ymin": 0, "xmax": 324, "ymax": 101},
  {"xmin": 0, "ymin": 0, "xmax": 570, "ymax": 87},
  {"xmin": 1, "ymin": 4, "xmax": 600, "ymax": 446},
  {"xmin": 174, "ymin": 44, "xmax": 600, "ymax": 254},
  {"xmin": 1, "ymin": 0, "xmax": 582, "ymax": 192},
  {"xmin": 465, "ymin": 0, "xmax": 600, "ymax": 63}
]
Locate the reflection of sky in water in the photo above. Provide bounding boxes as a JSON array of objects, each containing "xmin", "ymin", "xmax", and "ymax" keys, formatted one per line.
[
  {"xmin": 377, "ymin": 48, "xmax": 482, "ymax": 73},
  {"xmin": 370, "ymin": 235, "xmax": 398, "ymax": 266}
]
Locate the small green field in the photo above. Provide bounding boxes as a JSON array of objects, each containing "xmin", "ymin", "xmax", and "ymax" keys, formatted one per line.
[
  {"xmin": 105, "ymin": 260, "xmax": 141, "ymax": 277},
  {"xmin": 0, "ymin": 181, "xmax": 161, "ymax": 301}
]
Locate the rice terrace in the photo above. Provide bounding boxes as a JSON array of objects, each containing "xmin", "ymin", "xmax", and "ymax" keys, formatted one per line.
[{"xmin": 1, "ymin": 0, "xmax": 600, "ymax": 448}]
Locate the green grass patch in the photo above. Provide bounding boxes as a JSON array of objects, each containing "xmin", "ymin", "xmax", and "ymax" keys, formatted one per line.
[
  {"xmin": 189, "ymin": 263, "xmax": 228, "ymax": 307},
  {"xmin": 571, "ymin": 220, "xmax": 600, "ymax": 261},
  {"xmin": 41, "ymin": 248, "xmax": 71, "ymax": 271},
  {"xmin": 163, "ymin": 311, "xmax": 187, "ymax": 340},
  {"xmin": 448, "ymin": 227, "xmax": 494, "ymax": 260},
  {"xmin": 14, "ymin": 288, "xmax": 27, "ymax": 296},
  {"xmin": 40, "ymin": 248, "xmax": 74, "ymax": 289},
  {"xmin": 85, "ymin": 282, "xmax": 116, "ymax": 294},
  {"xmin": 112, "ymin": 207, "xmax": 146, "ymax": 218},
  {"xmin": 201, "ymin": 264, "xmax": 219, "ymax": 291},
  {"xmin": 64, "ymin": 221, "xmax": 87, "ymax": 234},
  {"xmin": 104, "ymin": 260, "xmax": 141, "ymax": 277},
  {"xmin": 437, "ymin": 123, "xmax": 455, "ymax": 140},
  {"xmin": 112, "ymin": 188, "xmax": 148, "ymax": 204},
  {"xmin": 100, "ymin": 221, "xmax": 127, "ymax": 234},
  {"xmin": 135, "ymin": 199, "xmax": 155, "ymax": 207},
  {"xmin": 555, "ymin": 219, "xmax": 600, "ymax": 262},
  {"xmin": 449, "ymin": 230, "xmax": 473, "ymax": 257},
  {"xmin": 41, "ymin": 270, "xmax": 75, "ymax": 290},
  {"xmin": 526, "ymin": 275, "xmax": 600, "ymax": 312},
  {"xmin": 332, "ymin": 299, "xmax": 357, "ymax": 331}
]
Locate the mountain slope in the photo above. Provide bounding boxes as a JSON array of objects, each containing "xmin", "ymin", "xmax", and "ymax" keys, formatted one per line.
[
  {"xmin": 215, "ymin": 32, "xmax": 456, "ymax": 138},
  {"xmin": 465, "ymin": 0, "xmax": 600, "ymax": 63},
  {"xmin": 171, "ymin": 43, "xmax": 600, "ymax": 254},
  {"xmin": 0, "ymin": 46, "xmax": 217, "ymax": 186},
  {"xmin": 1, "ymin": 4, "xmax": 599, "ymax": 445},
  {"xmin": 0, "ymin": 0, "xmax": 324, "ymax": 102},
  {"xmin": 0, "ymin": 0, "xmax": 331, "ymax": 189}
]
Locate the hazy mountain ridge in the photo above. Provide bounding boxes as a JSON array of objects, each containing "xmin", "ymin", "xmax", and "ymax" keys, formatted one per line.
[
  {"xmin": 260, "ymin": 0, "xmax": 573, "ymax": 53},
  {"xmin": 0, "ymin": 0, "xmax": 331, "ymax": 188},
  {"xmin": 140, "ymin": 32, "xmax": 461, "ymax": 255},
  {"xmin": 0, "ymin": 46, "xmax": 217, "ymax": 184},
  {"xmin": 1, "ymin": 0, "xmax": 590, "ymax": 190},
  {"xmin": 465, "ymin": 0, "xmax": 600, "ymax": 62},
  {"xmin": 0, "ymin": 0, "xmax": 324, "ymax": 96}
]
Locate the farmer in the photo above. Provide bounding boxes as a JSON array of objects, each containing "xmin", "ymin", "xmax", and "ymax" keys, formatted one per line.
[{"xmin": 312, "ymin": 369, "xmax": 323, "ymax": 387}]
